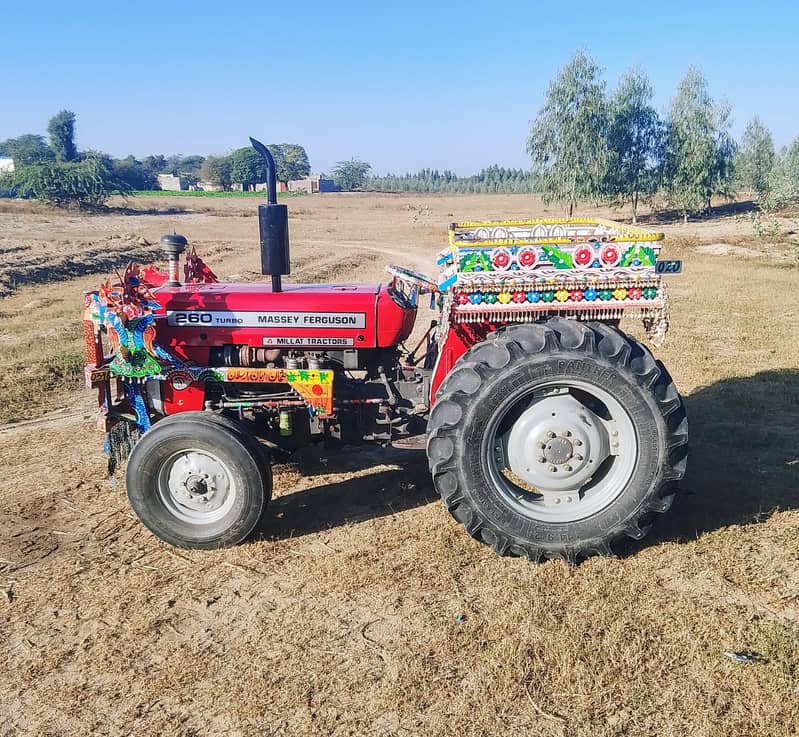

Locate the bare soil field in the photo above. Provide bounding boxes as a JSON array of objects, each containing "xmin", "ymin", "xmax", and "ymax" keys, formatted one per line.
[{"xmin": 0, "ymin": 193, "xmax": 797, "ymax": 736}]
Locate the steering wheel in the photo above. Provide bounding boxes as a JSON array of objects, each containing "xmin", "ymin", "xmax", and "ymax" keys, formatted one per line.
[{"xmin": 385, "ymin": 264, "xmax": 439, "ymax": 293}]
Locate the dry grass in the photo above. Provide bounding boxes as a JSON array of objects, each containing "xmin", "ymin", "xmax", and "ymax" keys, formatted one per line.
[{"xmin": 0, "ymin": 193, "xmax": 797, "ymax": 736}]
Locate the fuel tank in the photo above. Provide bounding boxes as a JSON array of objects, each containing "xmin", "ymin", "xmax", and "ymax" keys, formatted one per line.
[{"xmin": 154, "ymin": 282, "xmax": 416, "ymax": 363}]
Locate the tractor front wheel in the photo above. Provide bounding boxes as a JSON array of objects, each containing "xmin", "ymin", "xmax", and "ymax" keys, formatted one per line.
[
  {"xmin": 126, "ymin": 412, "xmax": 272, "ymax": 549},
  {"xmin": 427, "ymin": 318, "xmax": 687, "ymax": 561}
]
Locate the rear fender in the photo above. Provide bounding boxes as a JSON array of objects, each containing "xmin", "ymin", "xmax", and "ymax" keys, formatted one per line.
[{"xmin": 430, "ymin": 322, "xmax": 495, "ymax": 403}]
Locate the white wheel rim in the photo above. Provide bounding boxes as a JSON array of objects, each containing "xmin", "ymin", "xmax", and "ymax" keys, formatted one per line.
[
  {"xmin": 156, "ymin": 449, "xmax": 237, "ymax": 525},
  {"xmin": 483, "ymin": 379, "xmax": 638, "ymax": 523}
]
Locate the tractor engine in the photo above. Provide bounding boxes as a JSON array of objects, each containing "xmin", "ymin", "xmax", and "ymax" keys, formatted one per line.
[{"xmin": 150, "ymin": 278, "xmax": 428, "ymax": 448}]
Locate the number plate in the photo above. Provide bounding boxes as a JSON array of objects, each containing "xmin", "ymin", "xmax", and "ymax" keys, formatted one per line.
[{"xmin": 655, "ymin": 260, "xmax": 682, "ymax": 274}]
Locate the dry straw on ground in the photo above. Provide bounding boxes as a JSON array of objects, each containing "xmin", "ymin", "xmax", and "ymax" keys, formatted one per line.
[{"xmin": 0, "ymin": 194, "xmax": 797, "ymax": 736}]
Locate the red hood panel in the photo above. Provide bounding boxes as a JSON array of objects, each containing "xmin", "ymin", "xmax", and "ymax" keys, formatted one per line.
[
  {"xmin": 152, "ymin": 282, "xmax": 414, "ymax": 362},
  {"xmin": 156, "ymin": 282, "xmax": 381, "ymax": 311}
]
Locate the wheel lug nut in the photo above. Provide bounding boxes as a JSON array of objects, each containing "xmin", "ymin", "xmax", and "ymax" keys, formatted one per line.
[
  {"xmin": 548, "ymin": 465, "xmax": 557, "ymax": 472},
  {"xmin": 565, "ymin": 465, "xmax": 573, "ymax": 472},
  {"xmin": 537, "ymin": 456, "xmax": 546, "ymax": 463},
  {"xmin": 574, "ymin": 454, "xmax": 583, "ymax": 461},
  {"xmin": 554, "ymin": 497, "xmax": 561, "ymax": 504},
  {"xmin": 563, "ymin": 430, "xmax": 572, "ymax": 437},
  {"xmin": 546, "ymin": 431, "xmax": 556, "ymax": 439},
  {"xmin": 574, "ymin": 439, "xmax": 582, "ymax": 446}
]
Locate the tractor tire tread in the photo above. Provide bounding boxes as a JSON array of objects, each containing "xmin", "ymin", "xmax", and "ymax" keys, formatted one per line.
[{"xmin": 427, "ymin": 318, "xmax": 688, "ymax": 562}]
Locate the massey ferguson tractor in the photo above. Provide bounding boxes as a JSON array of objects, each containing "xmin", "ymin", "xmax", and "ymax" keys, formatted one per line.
[{"xmin": 83, "ymin": 138, "xmax": 687, "ymax": 561}]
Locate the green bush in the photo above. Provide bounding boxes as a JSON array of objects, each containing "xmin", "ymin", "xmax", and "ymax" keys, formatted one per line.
[{"xmin": 11, "ymin": 155, "xmax": 131, "ymax": 209}]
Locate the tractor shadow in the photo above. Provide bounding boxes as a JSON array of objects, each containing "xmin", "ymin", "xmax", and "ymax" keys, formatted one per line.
[
  {"xmin": 253, "ymin": 370, "xmax": 799, "ymax": 550},
  {"xmin": 644, "ymin": 368, "xmax": 799, "ymax": 547},
  {"xmin": 253, "ymin": 447, "xmax": 437, "ymax": 541}
]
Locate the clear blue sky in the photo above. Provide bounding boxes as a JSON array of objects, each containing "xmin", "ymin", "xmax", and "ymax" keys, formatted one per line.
[{"xmin": 2, "ymin": 1, "xmax": 797, "ymax": 175}]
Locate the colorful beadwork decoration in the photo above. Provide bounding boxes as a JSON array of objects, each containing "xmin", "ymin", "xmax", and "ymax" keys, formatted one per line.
[
  {"xmin": 85, "ymin": 262, "xmax": 178, "ymax": 433},
  {"xmin": 160, "ymin": 367, "xmax": 334, "ymax": 416},
  {"xmin": 438, "ymin": 218, "xmax": 673, "ymax": 344}
]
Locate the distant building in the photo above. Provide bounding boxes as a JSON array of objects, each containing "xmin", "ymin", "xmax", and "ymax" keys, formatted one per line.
[
  {"xmin": 288, "ymin": 175, "xmax": 336, "ymax": 194},
  {"xmin": 255, "ymin": 181, "xmax": 288, "ymax": 193},
  {"xmin": 233, "ymin": 176, "xmax": 336, "ymax": 194},
  {"xmin": 157, "ymin": 173, "xmax": 184, "ymax": 191},
  {"xmin": 195, "ymin": 181, "xmax": 224, "ymax": 192},
  {"xmin": 0, "ymin": 157, "xmax": 14, "ymax": 174}
]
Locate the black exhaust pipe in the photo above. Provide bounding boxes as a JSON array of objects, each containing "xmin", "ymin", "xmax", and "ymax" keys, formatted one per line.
[{"xmin": 250, "ymin": 137, "xmax": 290, "ymax": 292}]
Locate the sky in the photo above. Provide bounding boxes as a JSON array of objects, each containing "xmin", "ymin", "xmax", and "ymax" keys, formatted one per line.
[{"xmin": 1, "ymin": 1, "xmax": 797, "ymax": 175}]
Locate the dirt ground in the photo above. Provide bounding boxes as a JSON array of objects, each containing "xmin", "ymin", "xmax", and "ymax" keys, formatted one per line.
[{"xmin": 0, "ymin": 193, "xmax": 797, "ymax": 737}]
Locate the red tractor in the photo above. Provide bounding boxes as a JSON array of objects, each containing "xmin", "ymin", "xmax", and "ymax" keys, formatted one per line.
[{"xmin": 83, "ymin": 139, "xmax": 687, "ymax": 561}]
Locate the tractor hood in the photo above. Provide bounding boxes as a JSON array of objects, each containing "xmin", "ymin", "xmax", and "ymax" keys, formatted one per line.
[{"xmin": 153, "ymin": 281, "xmax": 415, "ymax": 362}]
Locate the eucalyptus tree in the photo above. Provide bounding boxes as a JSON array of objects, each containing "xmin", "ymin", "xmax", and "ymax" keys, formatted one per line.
[
  {"xmin": 605, "ymin": 68, "xmax": 663, "ymax": 222},
  {"xmin": 664, "ymin": 67, "xmax": 735, "ymax": 222},
  {"xmin": 526, "ymin": 51, "xmax": 609, "ymax": 216},
  {"xmin": 736, "ymin": 116, "xmax": 775, "ymax": 197}
]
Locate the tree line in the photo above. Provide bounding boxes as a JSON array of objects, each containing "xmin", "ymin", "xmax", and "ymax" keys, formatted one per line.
[
  {"xmin": 2, "ymin": 57, "xmax": 798, "ymax": 214},
  {"xmin": 364, "ymin": 53, "xmax": 799, "ymax": 223},
  {"xmin": 526, "ymin": 53, "xmax": 798, "ymax": 221},
  {"xmin": 0, "ymin": 115, "xmax": 319, "ymax": 207},
  {"xmin": 0, "ymin": 113, "xmax": 380, "ymax": 207},
  {"xmin": 366, "ymin": 166, "xmax": 539, "ymax": 194}
]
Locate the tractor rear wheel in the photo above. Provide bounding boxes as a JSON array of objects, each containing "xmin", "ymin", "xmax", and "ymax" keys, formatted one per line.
[
  {"xmin": 427, "ymin": 318, "xmax": 687, "ymax": 561},
  {"xmin": 126, "ymin": 412, "xmax": 272, "ymax": 549}
]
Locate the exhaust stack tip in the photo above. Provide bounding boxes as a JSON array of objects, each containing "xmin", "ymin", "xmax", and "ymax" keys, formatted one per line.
[{"xmin": 249, "ymin": 137, "xmax": 290, "ymax": 290}]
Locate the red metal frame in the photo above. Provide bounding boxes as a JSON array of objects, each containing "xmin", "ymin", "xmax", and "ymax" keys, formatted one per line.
[{"xmin": 430, "ymin": 322, "xmax": 496, "ymax": 402}]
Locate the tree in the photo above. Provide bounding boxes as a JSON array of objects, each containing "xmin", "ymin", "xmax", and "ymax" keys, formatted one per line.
[
  {"xmin": 47, "ymin": 110, "xmax": 78, "ymax": 162},
  {"xmin": 605, "ymin": 69, "xmax": 663, "ymax": 222},
  {"xmin": 331, "ymin": 159, "xmax": 372, "ymax": 190},
  {"xmin": 271, "ymin": 143, "xmax": 311, "ymax": 185},
  {"xmin": 112, "ymin": 155, "xmax": 158, "ymax": 191},
  {"xmin": 200, "ymin": 155, "xmax": 232, "ymax": 190},
  {"xmin": 1, "ymin": 134, "xmax": 54, "ymax": 166},
  {"xmin": 11, "ymin": 154, "xmax": 131, "ymax": 209},
  {"xmin": 761, "ymin": 137, "xmax": 799, "ymax": 210},
  {"xmin": 166, "ymin": 154, "xmax": 205, "ymax": 178},
  {"xmin": 142, "ymin": 155, "xmax": 168, "ymax": 175},
  {"xmin": 748, "ymin": 137, "xmax": 799, "ymax": 238},
  {"xmin": 229, "ymin": 147, "xmax": 266, "ymax": 189},
  {"xmin": 526, "ymin": 51, "xmax": 609, "ymax": 216},
  {"xmin": 664, "ymin": 67, "xmax": 736, "ymax": 222},
  {"xmin": 736, "ymin": 116, "xmax": 775, "ymax": 197}
]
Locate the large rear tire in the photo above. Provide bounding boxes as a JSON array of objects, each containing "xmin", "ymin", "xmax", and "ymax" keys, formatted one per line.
[
  {"xmin": 427, "ymin": 318, "xmax": 688, "ymax": 561},
  {"xmin": 126, "ymin": 412, "xmax": 272, "ymax": 549}
]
